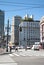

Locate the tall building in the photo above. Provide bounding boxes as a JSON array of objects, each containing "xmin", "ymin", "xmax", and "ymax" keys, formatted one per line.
[
  {"xmin": 40, "ymin": 16, "xmax": 44, "ymax": 48},
  {"xmin": 11, "ymin": 16, "xmax": 22, "ymax": 45},
  {"xmin": 19, "ymin": 14, "xmax": 40, "ymax": 47},
  {"xmin": 0, "ymin": 10, "xmax": 4, "ymax": 42}
]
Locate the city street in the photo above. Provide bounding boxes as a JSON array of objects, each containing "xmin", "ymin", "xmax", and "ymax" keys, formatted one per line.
[
  {"xmin": 0, "ymin": 49, "xmax": 44, "ymax": 65},
  {"xmin": 8, "ymin": 49, "xmax": 44, "ymax": 65},
  {"xmin": 9, "ymin": 49, "xmax": 44, "ymax": 56},
  {"xmin": 0, "ymin": 52, "xmax": 17, "ymax": 65},
  {"xmin": 11, "ymin": 56, "xmax": 44, "ymax": 65},
  {"xmin": 0, "ymin": 0, "xmax": 44, "ymax": 65}
]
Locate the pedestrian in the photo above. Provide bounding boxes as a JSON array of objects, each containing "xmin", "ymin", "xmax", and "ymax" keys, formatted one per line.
[
  {"xmin": 8, "ymin": 42, "xmax": 12, "ymax": 53},
  {"xmin": 15, "ymin": 46, "xmax": 18, "ymax": 52},
  {"xmin": 9, "ymin": 46, "xmax": 12, "ymax": 53}
]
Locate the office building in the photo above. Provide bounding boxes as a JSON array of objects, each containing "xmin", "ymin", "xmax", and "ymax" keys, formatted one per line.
[
  {"xmin": 0, "ymin": 10, "xmax": 4, "ymax": 42},
  {"xmin": 19, "ymin": 14, "xmax": 40, "ymax": 47},
  {"xmin": 11, "ymin": 16, "xmax": 22, "ymax": 45}
]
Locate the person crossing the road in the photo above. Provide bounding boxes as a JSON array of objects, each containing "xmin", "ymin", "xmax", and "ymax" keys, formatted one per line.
[{"xmin": 8, "ymin": 42, "xmax": 12, "ymax": 53}]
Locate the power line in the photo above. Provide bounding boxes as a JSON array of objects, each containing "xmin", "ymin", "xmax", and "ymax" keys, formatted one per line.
[
  {"xmin": 0, "ymin": 1, "xmax": 44, "ymax": 12},
  {"xmin": 0, "ymin": 1, "xmax": 44, "ymax": 8},
  {"xmin": 0, "ymin": 3, "xmax": 44, "ymax": 7},
  {"xmin": 0, "ymin": 3, "xmax": 39, "ymax": 7},
  {"xmin": 4, "ymin": 6, "xmax": 44, "ymax": 12},
  {"xmin": 0, "ymin": 1, "xmax": 43, "ymax": 5},
  {"xmin": 0, "ymin": 2, "xmax": 44, "ymax": 9},
  {"xmin": 0, "ymin": 1, "xmax": 44, "ymax": 6}
]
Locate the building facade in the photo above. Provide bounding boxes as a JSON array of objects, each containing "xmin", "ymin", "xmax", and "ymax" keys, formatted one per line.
[
  {"xmin": 0, "ymin": 10, "xmax": 4, "ymax": 42},
  {"xmin": 19, "ymin": 15, "xmax": 40, "ymax": 47},
  {"xmin": 40, "ymin": 16, "xmax": 44, "ymax": 48},
  {"xmin": 11, "ymin": 16, "xmax": 22, "ymax": 45}
]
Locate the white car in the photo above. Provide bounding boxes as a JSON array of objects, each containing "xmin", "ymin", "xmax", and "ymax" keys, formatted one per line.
[
  {"xmin": 26, "ymin": 46, "xmax": 31, "ymax": 49},
  {"xmin": 17, "ymin": 46, "xmax": 23, "ymax": 49},
  {"xmin": 32, "ymin": 44, "xmax": 40, "ymax": 50}
]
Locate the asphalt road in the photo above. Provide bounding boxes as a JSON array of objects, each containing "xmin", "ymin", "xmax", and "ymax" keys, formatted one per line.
[
  {"xmin": 0, "ymin": 49, "xmax": 44, "ymax": 65},
  {"xmin": 11, "ymin": 56, "xmax": 44, "ymax": 65}
]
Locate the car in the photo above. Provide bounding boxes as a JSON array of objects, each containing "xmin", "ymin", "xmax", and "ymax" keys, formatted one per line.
[
  {"xmin": 11, "ymin": 46, "xmax": 15, "ymax": 49},
  {"xmin": 25, "ymin": 46, "xmax": 31, "ymax": 50},
  {"xmin": 32, "ymin": 45, "xmax": 39, "ymax": 50},
  {"xmin": 17, "ymin": 46, "xmax": 21, "ymax": 49},
  {"xmin": 17, "ymin": 46, "xmax": 24, "ymax": 49},
  {"xmin": 26, "ymin": 46, "xmax": 31, "ymax": 49}
]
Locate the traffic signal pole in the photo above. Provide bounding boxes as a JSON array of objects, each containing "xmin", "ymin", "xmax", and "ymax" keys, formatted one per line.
[{"xmin": 6, "ymin": 19, "xmax": 9, "ymax": 52}]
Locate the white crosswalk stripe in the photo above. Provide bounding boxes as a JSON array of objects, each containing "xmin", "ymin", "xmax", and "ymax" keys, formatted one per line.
[
  {"xmin": 9, "ymin": 54, "xmax": 14, "ymax": 57},
  {"xmin": 13, "ymin": 53, "xmax": 20, "ymax": 56},
  {"xmin": 9, "ymin": 53, "xmax": 26, "ymax": 57},
  {"xmin": 9, "ymin": 49, "xmax": 44, "ymax": 57},
  {"xmin": 0, "ymin": 63, "xmax": 17, "ymax": 65},
  {"xmin": 19, "ymin": 53, "xmax": 26, "ymax": 56}
]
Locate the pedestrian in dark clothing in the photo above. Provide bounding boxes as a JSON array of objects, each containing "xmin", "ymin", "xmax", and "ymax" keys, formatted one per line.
[
  {"xmin": 9, "ymin": 46, "xmax": 12, "ymax": 53},
  {"xmin": 15, "ymin": 46, "xmax": 18, "ymax": 52}
]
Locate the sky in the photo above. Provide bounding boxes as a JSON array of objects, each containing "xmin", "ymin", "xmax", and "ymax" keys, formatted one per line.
[{"xmin": 0, "ymin": 0, "xmax": 44, "ymax": 26}]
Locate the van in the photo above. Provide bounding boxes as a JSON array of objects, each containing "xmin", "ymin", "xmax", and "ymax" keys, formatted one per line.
[{"xmin": 32, "ymin": 42, "xmax": 41, "ymax": 50}]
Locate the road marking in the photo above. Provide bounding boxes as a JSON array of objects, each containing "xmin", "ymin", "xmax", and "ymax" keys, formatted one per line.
[
  {"xmin": 0, "ymin": 63, "xmax": 17, "ymax": 65},
  {"xmin": 21, "ymin": 55, "xmax": 26, "ymax": 56},
  {"xmin": 9, "ymin": 53, "xmax": 26, "ymax": 57},
  {"xmin": 19, "ymin": 53, "xmax": 26, "ymax": 56},
  {"xmin": 13, "ymin": 53, "xmax": 26, "ymax": 56},
  {"xmin": 9, "ymin": 54, "xmax": 14, "ymax": 56},
  {"xmin": 9, "ymin": 53, "xmax": 35, "ymax": 57},
  {"xmin": 9, "ymin": 52, "xmax": 44, "ymax": 57},
  {"xmin": 13, "ymin": 53, "xmax": 20, "ymax": 56},
  {"xmin": 9, "ymin": 53, "xmax": 44, "ymax": 57}
]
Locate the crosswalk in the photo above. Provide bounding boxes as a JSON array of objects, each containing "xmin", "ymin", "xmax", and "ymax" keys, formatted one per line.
[
  {"xmin": 9, "ymin": 53, "xmax": 40, "ymax": 57},
  {"xmin": 9, "ymin": 52, "xmax": 44, "ymax": 57},
  {"xmin": 12, "ymin": 53, "xmax": 20, "ymax": 56},
  {"xmin": 9, "ymin": 52, "xmax": 30, "ymax": 57},
  {"xmin": 0, "ymin": 63, "xmax": 17, "ymax": 65},
  {"xmin": 9, "ymin": 53, "xmax": 26, "ymax": 57},
  {"xmin": 9, "ymin": 50, "xmax": 44, "ymax": 57},
  {"xmin": 0, "ymin": 64, "xmax": 17, "ymax": 65}
]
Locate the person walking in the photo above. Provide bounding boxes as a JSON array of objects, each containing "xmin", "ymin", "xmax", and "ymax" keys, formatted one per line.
[
  {"xmin": 8, "ymin": 42, "xmax": 12, "ymax": 53},
  {"xmin": 15, "ymin": 46, "xmax": 18, "ymax": 52},
  {"xmin": 9, "ymin": 46, "xmax": 12, "ymax": 52}
]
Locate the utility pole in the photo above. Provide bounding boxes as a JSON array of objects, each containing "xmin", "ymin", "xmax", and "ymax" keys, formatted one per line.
[{"xmin": 6, "ymin": 19, "xmax": 10, "ymax": 52}]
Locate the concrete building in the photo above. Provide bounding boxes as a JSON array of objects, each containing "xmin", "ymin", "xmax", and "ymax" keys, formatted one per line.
[
  {"xmin": 0, "ymin": 10, "xmax": 4, "ymax": 42},
  {"xmin": 11, "ymin": 16, "xmax": 22, "ymax": 45},
  {"xmin": 19, "ymin": 14, "xmax": 40, "ymax": 47},
  {"xmin": 40, "ymin": 16, "xmax": 44, "ymax": 48}
]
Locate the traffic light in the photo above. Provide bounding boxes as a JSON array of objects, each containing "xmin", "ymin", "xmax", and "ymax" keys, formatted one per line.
[{"xmin": 19, "ymin": 27, "xmax": 22, "ymax": 32}]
